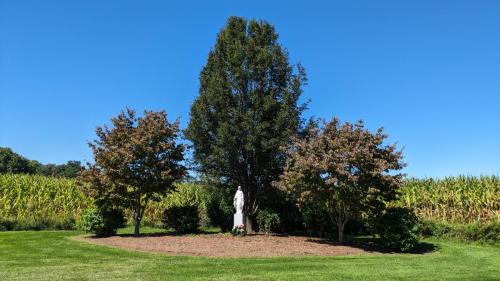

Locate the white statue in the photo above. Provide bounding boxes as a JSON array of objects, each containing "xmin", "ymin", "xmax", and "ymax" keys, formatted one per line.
[{"xmin": 233, "ymin": 186, "xmax": 244, "ymax": 214}]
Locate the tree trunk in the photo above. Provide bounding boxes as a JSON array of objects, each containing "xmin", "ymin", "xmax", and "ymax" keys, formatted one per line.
[
  {"xmin": 134, "ymin": 218, "xmax": 141, "ymax": 237},
  {"xmin": 245, "ymin": 216, "xmax": 253, "ymax": 233},
  {"xmin": 337, "ymin": 222, "xmax": 344, "ymax": 243},
  {"xmin": 133, "ymin": 203, "xmax": 143, "ymax": 237}
]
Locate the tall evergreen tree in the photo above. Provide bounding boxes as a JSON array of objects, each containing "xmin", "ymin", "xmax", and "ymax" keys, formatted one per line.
[{"xmin": 185, "ymin": 17, "xmax": 306, "ymax": 229}]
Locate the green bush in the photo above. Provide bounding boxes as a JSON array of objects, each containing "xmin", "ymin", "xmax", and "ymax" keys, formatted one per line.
[
  {"xmin": 0, "ymin": 217, "xmax": 17, "ymax": 231},
  {"xmin": 162, "ymin": 205, "xmax": 199, "ymax": 233},
  {"xmin": 256, "ymin": 209, "xmax": 280, "ymax": 234},
  {"xmin": 377, "ymin": 207, "xmax": 419, "ymax": 252},
  {"xmin": 0, "ymin": 216, "xmax": 76, "ymax": 231},
  {"xmin": 205, "ymin": 190, "xmax": 233, "ymax": 232},
  {"xmin": 302, "ymin": 204, "xmax": 330, "ymax": 236},
  {"xmin": 78, "ymin": 208, "xmax": 126, "ymax": 237},
  {"xmin": 417, "ymin": 219, "xmax": 499, "ymax": 244},
  {"xmin": 53, "ymin": 216, "xmax": 77, "ymax": 230}
]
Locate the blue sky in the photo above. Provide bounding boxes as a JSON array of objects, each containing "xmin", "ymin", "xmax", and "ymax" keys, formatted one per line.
[{"xmin": 1, "ymin": 0, "xmax": 499, "ymax": 177}]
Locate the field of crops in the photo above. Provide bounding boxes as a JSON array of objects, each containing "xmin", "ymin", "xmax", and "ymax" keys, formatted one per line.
[
  {"xmin": 0, "ymin": 174, "xmax": 206, "ymax": 226},
  {"xmin": 2, "ymin": 174, "xmax": 499, "ymax": 228},
  {"xmin": 398, "ymin": 176, "xmax": 500, "ymax": 223},
  {"xmin": 0, "ymin": 174, "xmax": 92, "ymax": 222}
]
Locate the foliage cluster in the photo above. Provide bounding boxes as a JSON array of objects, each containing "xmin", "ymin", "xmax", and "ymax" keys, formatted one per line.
[
  {"xmin": 78, "ymin": 207, "xmax": 126, "ymax": 237},
  {"xmin": 256, "ymin": 209, "xmax": 280, "ymax": 234},
  {"xmin": 204, "ymin": 187, "xmax": 234, "ymax": 232},
  {"xmin": 162, "ymin": 205, "xmax": 200, "ymax": 233},
  {"xmin": 0, "ymin": 216, "xmax": 76, "ymax": 231},
  {"xmin": 417, "ymin": 219, "xmax": 499, "ymax": 244},
  {"xmin": 150, "ymin": 183, "xmax": 234, "ymax": 233},
  {"xmin": 398, "ymin": 176, "xmax": 499, "ymax": 223},
  {"xmin": 301, "ymin": 203, "xmax": 331, "ymax": 236},
  {"xmin": 377, "ymin": 207, "xmax": 419, "ymax": 252}
]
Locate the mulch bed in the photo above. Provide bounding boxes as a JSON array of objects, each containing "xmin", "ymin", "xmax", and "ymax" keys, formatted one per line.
[{"xmin": 79, "ymin": 233, "xmax": 369, "ymax": 257}]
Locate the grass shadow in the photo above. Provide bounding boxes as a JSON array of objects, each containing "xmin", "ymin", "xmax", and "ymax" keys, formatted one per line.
[{"xmin": 306, "ymin": 236, "xmax": 438, "ymax": 254}]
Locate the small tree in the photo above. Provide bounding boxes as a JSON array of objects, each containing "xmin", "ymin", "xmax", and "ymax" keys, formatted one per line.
[
  {"xmin": 276, "ymin": 118, "xmax": 405, "ymax": 242},
  {"xmin": 79, "ymin": 108, "xmax": 185, "ymax": 236}
]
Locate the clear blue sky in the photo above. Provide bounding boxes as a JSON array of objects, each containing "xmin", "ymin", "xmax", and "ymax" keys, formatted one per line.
[{"xmin": 1, "ymin": 0, "xmax": 499, "ymax": 178}]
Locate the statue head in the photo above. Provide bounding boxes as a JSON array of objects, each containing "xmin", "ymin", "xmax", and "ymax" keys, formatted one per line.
[{"xmin": 237, "ymin": 185, "xmax": 242, "ymax": 191}]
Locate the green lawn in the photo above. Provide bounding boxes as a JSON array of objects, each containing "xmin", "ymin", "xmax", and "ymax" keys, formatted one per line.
[{"xmin": 0, "ymin": 229, "xmax": 499, "ymax": 281}]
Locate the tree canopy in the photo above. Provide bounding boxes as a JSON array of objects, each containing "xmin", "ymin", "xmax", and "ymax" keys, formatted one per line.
[
  {"xmin": 78, "ymin": 108, "xmax": 186, "ymax": 236},
  {"xmin": 276, "ymin": 118, "xmax": 405, "ymax": 242},
  {"xmin": 185, "ymin": 17, "xmax": 306, "ymax": 228}
]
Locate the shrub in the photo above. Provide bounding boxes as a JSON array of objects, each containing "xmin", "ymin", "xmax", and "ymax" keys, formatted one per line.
[
  {"xmin": 205, "ymin": 191, "xmax": 233, "ymax": 232},
  {"xmin": 0, "ymin": 217, "xmax": 17, "ymax": 231},
  {"xmin": 302, "ymin": 205, "xmax": 330, "ymax": 236},
  {"xmin": 0, "ymin": 216, "xmax": 77, "ymax": 231},
  {"xmin": 256, "ymin": 209, "xmax": 280, "ymax": 234},
  {"xmin": 162, "ymin": 205, "xmax": 199, "ymax": 233},
  {"xmin": 417, "ymin": 219, "xmax": 499, "ymax": 244},
  {"xmin": 53, "ymin": 216, "xmax": 77, "ymax": 230},
  {"xmin": 377, "ymin": 207, "xmax": 419, "ymax": 252},
  {"xmin": 78, "ymin": 208, "xmax": 126, "ymax": 237}
]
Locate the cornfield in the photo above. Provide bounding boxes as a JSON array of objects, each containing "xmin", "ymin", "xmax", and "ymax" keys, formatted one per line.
[
  {"xmin": 2, "ymin": 173, "xmax": 498, "ymax": 226},
  {"xmin": 0, "ymin": 174, "xmax": 206, "ymax": 225},
  {"xmin": 398, "ymin": 176, "xmax": 500, "ymax": 223},
  {"xmin": 0, "ymin": 174, "xmax": 92, "ymax": 221}
]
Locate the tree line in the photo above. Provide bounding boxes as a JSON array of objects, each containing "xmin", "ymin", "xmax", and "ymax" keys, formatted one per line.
[{"xmin": 0, "ymin": 147, "xmax": 82, "ymax": 178}]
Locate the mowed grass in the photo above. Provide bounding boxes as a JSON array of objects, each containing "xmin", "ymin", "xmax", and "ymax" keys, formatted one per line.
[{"xmin": 0, "ymin": 229, "xmax": 499, "ymax": 281}]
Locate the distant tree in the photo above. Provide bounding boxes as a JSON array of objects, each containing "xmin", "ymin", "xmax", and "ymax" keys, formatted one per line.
[
  {"xmin": 61, "ymin": 161, "xmax": 83, "ymax": 178},
  {"xmin": 275, "ymin": 118, "xmax": 405, "ymax": 242},
  {"xmin": 185, "ymin": 17, "xmax": 306, "ymax": 230},
  {"xmin": 78, "ymin": 108, "xmax": 186, "ymax": 236},
  {"xmin": 0, "ymin": 147, "xmax": 82, "ymax": 178},
  {"xmin": 0, "ymin": 147, "xmax": 36, "ymax": 174},
  {"xmin": 36, "ymin": 163, "xmax": 59, "ymax": 177},
  {"xmin": 37, "ymin": 161, "xmax": 83, "ymax": 178}
]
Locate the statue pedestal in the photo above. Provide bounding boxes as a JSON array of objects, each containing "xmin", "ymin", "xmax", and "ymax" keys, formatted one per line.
[{"xmin": 233, "ymin": 213, "xmax": 245, "ymax": 228}]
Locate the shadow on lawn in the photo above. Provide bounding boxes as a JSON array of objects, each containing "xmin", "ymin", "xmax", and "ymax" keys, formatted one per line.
[{"xmin": 306, "ymin": 236, "xmax": 438, "ymax": 254}]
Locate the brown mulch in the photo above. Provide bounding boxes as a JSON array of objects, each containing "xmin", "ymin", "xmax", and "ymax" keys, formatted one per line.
[{"xmin": 78, "ymin": 233, "xmax": 369, "ymax": 257}]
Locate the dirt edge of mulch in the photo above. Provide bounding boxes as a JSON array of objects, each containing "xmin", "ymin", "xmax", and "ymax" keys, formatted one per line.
[{"xmin": 72, "ymin": 233, "xmax": 372, "ymax": 258}]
